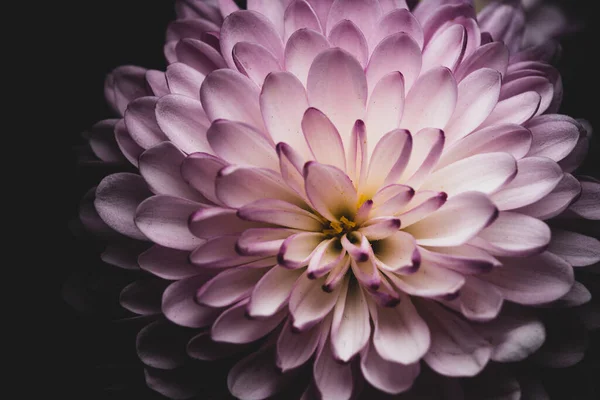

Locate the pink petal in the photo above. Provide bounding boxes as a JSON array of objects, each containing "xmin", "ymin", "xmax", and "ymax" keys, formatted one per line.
[
  {"xmin": 277, "ymin": 142, "xmax": 308, "ymax": 197},
  {"xmin": 139, "ymin": 245, "xmax": 207, "ymax": 280},
  {"xmin": 124, "ymin": 96, "xmax": 167, "ymax": 149},
  {"xmin": 360, "ymin": 341, "xmax": 420, "ymax": 395},
  {"xmin": 568, "ymin": 180, "xmax": 600, "ymax": 220},
  {"xmin": 187, "ymin": 332, "xmax": 250, "ymax": 361},
  {"xmin": 289, "ymin": 273, "xmax": 342, "ymax": 331},
  {"xmin": 135, "ymin": 195, "xmax": 204, "ymax": 251},
  {"xmin": 400, "ymin": 128, "xmax": 445, "ymax": 190},
  {"xmin": 368, "ymin": 128, "xmax": 413, "ymax": 198},
  {"xmin": 216, "ymin": 165, "xmax": 305, "ymax": 208},
  {"xmin": 481, "ymin": 252, "xmax": 574, "ymax": 305},
  {"xmin": 548, "ymin": 229, "xmax": 600, "ymax": 267},
  {"xmin": 95, "ymin": 173, "xmax": 151, "ymax": 240},
  {"xmin": 284, "ymin": 28, "xmax": 330, "ymax": 86},
  {"xmin": 472, "ymin": 211, "xmax": 551, "ymax": 257},
  {"xmin": 384, "ymin": 259, "xmax": 465, "ymax": 297},
  {"xmin": 306, "ymin": 0, "xmax": 334, "ymax": 29},
  {"xmin": 277, "ymin": 319, "xmax": 321, "ymax": 372},
  {"xmin": 190, "ymin": 235, "xmax": 269, "ymax": 268},
  {"xmin": 120, "ymin": 279, "xmax": 167, "ymax": 315},
  {"xmin": 373, "ymin": 231, "xmax": 419, "ymax": 272},
  {"xmin": 189, "ymin": 207, "xmax": 263, "ymax": 239},
  {"xmin": 326, "ymin": 0, "xmax": 382, "ymax": 39},
  {"xmin": 175, "ymin": 38, "xmax": 226, "ymax": 75},
  {"xmin": 248, "ymin": 266, "xmax": 303, "ymax": 318},
  {"xmin": 458, "ymin": 277, "xmax": 504, "ymax": 321},
  {"xmin": 419, "ymin": 244, "xmax": 500, "ymax": 275},
  {"xmin": 308, "ymin": 238, "xmax": 347, "ymax": 279},
  {"xmin": 196, "ymin": 267, "xmax": 266, "ymax": 308},
  {"xmin": 422, "ymin": 152, "xmax": 517, "ymax": 196},
  {"xmin": 278, "ymin": 232, "xmax": 326, "ymax": 268},
  {"xmin": 302, "ymin": 108, "xmax": 346, "ymax": 171},
  {"xmin": 207, "ymin": 119, "xmax": 278, "ymax": 169},
  {"xmin": 525, "ymin": 114, "xmax": 580, "ymax": 162},
  {"xmin": 515, "ymin": 173, "xmax": 581, "ymax": 220},
  {"xmin": 114, "ymin": 119, "xmax": 143, "ymax": 166},
  {"xmin": 87, "ymin": 119, "xmax": 126, "ymax": 163},
  {"xmin": 437, "ymin": 124, "xmax": 532, "ymax": 169},
  {"xmin": 304, "ymin": 162, "xmax": 358, "ymax": 221},
  {"xmin": 162, "ymin": 275, "xmax": 221, "ymax": 328},
  {"xmin": 307, "ymin": 48, "xmax": 367, "ymax": 147},
  {"xmin": 500, "ymin": 76, "xmax": 553, "ymax": 117},
  {"xmin": 200, "ymin": 69, "xmax": 265, "ymax": 131},
  {"xmin": 370, "ymin": 8, "xmax": 423, "ymax": 50},
  {"xmin": 136, "ymin": 319, "xmax": 189, "ymax": 369},
  {"xmin": 138, "ymin": 142, "xmax": 203, "ymax": 200},
  {"xmin": 165, "ymin": 62, "xmax": 205, "ymax": 99},
  {"xmin": 366, "ymin": 32, "xmax": 422, "ymax": 93},
  {"xmin": 233, "ymin": 42, "xmax": 282, "ymax": 87},
  {"xmin": 401, "ymin": 67, "xmax": 457, "ymax": 134},
  {"xmin": 238, "ymin": 199, "xmax": 323, "ymax": 231},
  {"xmin": 347, "ymin": 120, "xmax": 369, "ymax": 185},
  {"xmin": 330, "ymin": 280, "xmax": 370, "ymax": 362},
  {"xmin": 219, "ymin": 0, "xmax": 239, "ymax": 18},
  {"xmin": 454, "ymin": 41, "xmax": 509, "ymax": 82},
  {"xmin": 359, "ymin": 217, "xmax": 401, "ymax": 241},
  {"xmin": 212, "ymin": 299, "xmax": 286, "ymax": 343},
  {"xmin": 237, "ymin": 228, "xmax": 298, "ymax": 257},
  {"xmin": 155, "ymin": 94, "xmax": 212, "ymax": 154},
  {"xmin": 328, "ymin": 19, "xmax": 368, "ymax": 67},
  {"xmin": 491, "ymin": 157, "xmax": 563, "ymax": 210},
  {"xmin": 420, "ymin": 300, "xmax": 492, "ymax": 377},
  {"xmin": 181, "ymin": 152, "xmax": 228, "ymax": 205},
  {"xmin": 444, "ymin": 68, "xmax": 502, "ymax": 145},
  {"xmin": 397, "ymin": 190, "xmax": 447, "ymax": 227},
  {"xmin": 220, "ymin": 10, "xmax": 284, "ymax": 69},
  {"xmin": 260, "ymin": 71, "xmax": 312, "ymax": 157},
  {"xmin": 406, "ymin": 191, "xmax": 498, "ymax": 247},
  {"xmin": 283, "ymin": 0, "xmax": 323, "ymax": 42},
  {"xmin": 365, "ymin": 72, "xmax": 406, "ymax": 148},
  {"xmin": 247, "ymin": 0, "xmax": 287, "ymax": 38},
  {"xmin": 371, "ymin": 184, "xmax": 415, "ymax": 218},
  {"xmin": 421, "ymin": 24, "xmax": 466, "ymax": 73},
  {"xmin": 480, "ymin": 91, "xmax": 541, "ymax": 128},
  {"xmin": 371, "ymin": 296, "xmax": 430, "ymax": 364},
  {"xmin": 313, "ymin": 341, "xmax": 354, "ymax": 400},
  {"xmin": 105, "ymin": 65, "xmax": 149, "ymax": 115}
]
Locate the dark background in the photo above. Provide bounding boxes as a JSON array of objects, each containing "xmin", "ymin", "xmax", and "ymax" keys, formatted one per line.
[{"xmin": 52, "ymin": 1, "xmax": 599, "ymax": 398}]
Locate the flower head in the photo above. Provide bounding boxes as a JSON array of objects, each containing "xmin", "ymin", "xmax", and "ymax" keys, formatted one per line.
[{"xmin": 85, "ymin": 0, "xmax": 599, "ymax": 398}]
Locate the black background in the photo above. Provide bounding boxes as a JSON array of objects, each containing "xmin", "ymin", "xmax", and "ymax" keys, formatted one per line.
[{"xmin": 51, "ymin": 1, "xmax": 599, "ymax": 398}]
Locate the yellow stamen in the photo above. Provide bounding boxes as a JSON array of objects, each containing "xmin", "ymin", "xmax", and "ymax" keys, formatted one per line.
[
  {"xmin": 357, "ymin": 193, "xmax": 369, "ymax": 209},
  {"xmin": 340, "ymin": 216, "xmax": 356, "ymax": 229}
]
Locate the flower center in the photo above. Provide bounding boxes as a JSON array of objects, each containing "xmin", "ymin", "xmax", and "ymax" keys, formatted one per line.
[{"xmin": 323, "ymin": 216, "xmax": 357, "ymax": 237}]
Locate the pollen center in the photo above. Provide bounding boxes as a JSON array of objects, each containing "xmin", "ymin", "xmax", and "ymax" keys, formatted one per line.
[{"xmin": 323, "ymin": 216, "xmax": 357, "ymax": 237}]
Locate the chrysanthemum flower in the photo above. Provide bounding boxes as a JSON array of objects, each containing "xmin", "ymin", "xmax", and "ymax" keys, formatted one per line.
[{"xmin": 83, "ymin": 0, "xmax": 599, "ymax": 398}]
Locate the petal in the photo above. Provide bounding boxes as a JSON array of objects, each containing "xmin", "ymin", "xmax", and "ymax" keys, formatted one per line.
[
  {"xmin": 365, "ymin": 72, "xmax": 406, "ymax": 148},
  {"xmin": 190, "ymin": 235, "xmax": 268, "ymax": 268},
  {"xmin": 238, "ymin": 199, "xmax": 323, "ymax": 231},
  {"xmin": 114, "ymin": 119, "xmax": 144, "ymax": 166},
  {"xmin": 421, "ymin": 152, "xmax": 517, "ymax": 196},
  {"xmin": 401, "ymin": 67, "xmax": 457, "ymax": 133},
  {"xmin": 124, "ymin": 96, "xmax": 167, "ymax": 149},
  {"xmin": 481, "ymin": 252, "xmax": 574, "ymax": 305},
  {"xmin": 458, "ymin": 277, "xmax": 504, "ymax": 321},
  {"xmin": 304, "ymin": 162, "xmax": 358, "ymax": 221},
  {"xmin": 525, "ymin": 114, "xmax": 580, "ymax": 162},
  {"xmin": 187, "ymin": 332, "xmax": 250, "ymax": 361},
  {"xmin": 307, "ymin": 48, "xmax": 368, "ymax": 146},
  {"xmin": 313, "ymin": 335, "xmax": 354, "ymax": 400},
  {"xmin": 284, "ymin": 0, "xmax": 323, "ymax": 42},
  {"xmin": 361, "ymin": 342, "xmax": 420, "ymax": 395},
  {"xmin": 233, "ymin": 42, "xmax": 282, "ymax": 87},
  {"xmin": 359, "ymin": 217, "xmax": 401, "ymax": 241},
  {"xmin": 196, "ymin": 267, "xmax": 266, "ymax": 308},
  {"xmin": 139, "ymin": 142, "xmax": 203, "ymax": 200},
  {"xmin": 181, "ymin": 152, "xmax": 228, "ymax": 205},
  {"xmin": 472, "ymin": 211, "xmax": 551, "ymax": 257},
  {"xmin": 249, "ymin": 266, "xmax": 304, "ymax": 318},
  {"xmin": 175, "ymin": 38, "xmax": 226, "ymax": 75},
  {"xmin": 136, "ymin": 319, "xmax": 190, "ymax": 369},
  {"xmin": 260, "ymin": 71, "xmax": 312, "ymax": 157},
  {"xmin": 454, "ymin": 41, "xmax": 509, "ymax": 82},
  {"xmin": 500, "ymin": 76, "xmax": 553, "ymax": 117},
  {"xmin": 421, "ymin": 24, "xmax": 466, "ymax": 73},
  {"xmin": 397, "ymin": 190, "xmax": 447, "ymax": 227},
  {"xmin": 95, "ymin": 173, "xmax": 151, "ymax": 240},
  {"xmin": 366, "ymin": 32, "xmax": 422, "ymax": 93},
  {"xmin": 370, "ymin": 8, "xmax": 423, "ymax": 50},
  {"xmin": 326, "ymin": 0, "xmax": 382, "ymax": 39},
  {"xmin": 385, "ymin": 259, "xmax": 465, "ymax": 297},
  {"xmin": 155, "ymin": 94, "xmax": 212, "ymax": 154},
  {"xmin": 216, "ymin": 166, "xmax": 305, "ymax": 208},
  {"xmin": 420, "ymin": 300, "xmax": 492, "ymax": 377},
  {"xmin": 307, "ymin": 238, "xmax": 347, "ymax": 279},
  {"xmin": 290, "ymin": 273, "xmax": 342, "ymax": 331},
  {"xmin": 419, "ymin": 244, "xmax": 500, "ymax": 275},
  {"xmin": 247, "ymin": 0, "xmax": 287, "ymax": 38},
  {"xmin": 200, "ymin": 69, "xmax": 265, "ymax": 131},
  {"xmin": 165, "ymin": 62, "xmax": 205, "ymax": 99},
  {"xmin": 220, "ymin": 10, "xmax": 284, "ymax": 69},
  {"xmin": 437, "ymin": 124, "xmax": 532, "ymax": 169},
  {"xmin": 405, "ymin": 191, "xmax": 498, "ymax": 247},
  {"xmin": 135, "ymin": 195, "xmax": 204, "ymax": 251},
  {"xmin": 373, "ymin": 231, "xmax": 419, "ymax": 273},
  {"xmin": 400, "ymin": 128, "xmax": 445, "ymax": 190},
  {"xmin": 330, "ymin": 279, "xmax": 370, "ymax": 362},
  {"xmin": 207, "ymin": 119, "xmax": 278, "ymax": 169},
  {"xmin": 547, "ymin": 229, "xmax": 600, "ymax": 267},
  {"xmin": 444, "ymin": 68, "xmax": 502, "ymax": 145},
  {"xmin": 105, "ymin": 65, "xmax": 149, "ymax": 115},
  {"xmin": 366, "ymin": 128, "xmax": 412, "ymax": 194},
  {"xmin": 568, "ymin": 180, "xmax": 600, "ymax": 220},
  {"xmin": 515, "ymin": 173, "xmax": 580, "ymax": 220},
  {"xmin": 371, "ymin": 296, "xmax": 430, "ymax": 364},
  {"xmin": 490, "ymin": 157, "xmax": 563, "ymax": 210},
  {"xmin": 277, "ymin": 319, "xmax": 321, "ymax": 372},
  {"xmin": 302, "ymin": 108, "xmax": 346, "ymax": 171},
  {"xmin": 371, "ymin": 184, "xmax": 415, "ymax": 218},
  {"xmin": 212, "ymin": 299, "xmax": 286, "ymax": 343},
  {"xmin": 190, "ymin": 207, "xmax": 263, "ymax": 239},
  {"xmin": 87, "ymin": 119, "xmax": 126, "ymax": 163},
  {"xmin": 139, "ymin": 245, "xmax": 206, "ymax": 280},
  {"xmin": 278, "ymin": 232, "xmax": 326, "ymax": 269},
  {"xmin": 328, "ymin": 19, "xmax": 369, "ymax": 67},
  {"xmin": 120, "ymin": 279, "xmax": 167, "ymax": 315},
  {"xmin": 284, "ymin": 28, "xmax": 330, "ymax": 86},
  {"xmin": 480, "ymin": 91, "xmax": 541, "ymax": 128},
  {"xmin": 237, "ymin": 228, "xmax": 298, "ymax": 257},
  {"xmin": 162, "ymin": 275, "xmax": 221, "ymax": 328}
]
